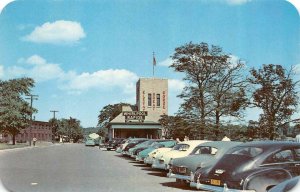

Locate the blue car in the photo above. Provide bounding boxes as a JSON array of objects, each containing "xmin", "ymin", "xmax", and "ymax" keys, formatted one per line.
[
  {"xmin": 85, "ymin": 138, "xmax": 95, "ymax": 146},
  {"xmin": 136, "ymin": 140, "xmax": 177, "ymax": 162}
]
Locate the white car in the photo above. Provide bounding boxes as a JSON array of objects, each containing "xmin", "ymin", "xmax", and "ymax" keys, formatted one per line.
[
  {"xmin": 152, "ymin": 140, "xmax": 209, "ymax": 170},
  {"xmin": 144, "ymin": 147, "xmax": 173, "ymax": 165},
  {"xmin": 115, "ymin": 138, "xmax": 146, "ymax": 153}
]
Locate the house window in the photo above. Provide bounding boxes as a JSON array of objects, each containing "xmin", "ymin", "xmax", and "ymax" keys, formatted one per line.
[
  {"xmin": 148, "ymin": 93, "xmax": 152, "ymax": 106},
  {"xmin": 156, "ymin": 94, "xmax": 160, "ymax": 107}
]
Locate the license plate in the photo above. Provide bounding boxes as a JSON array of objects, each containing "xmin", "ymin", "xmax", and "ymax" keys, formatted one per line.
[{"xmin": 211, "ymin": 179, "xmax": 221, "ymax": 186}]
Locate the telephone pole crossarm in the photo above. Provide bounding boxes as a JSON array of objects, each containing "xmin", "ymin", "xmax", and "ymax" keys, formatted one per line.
[{"xmin": 50, "ymin": 110, "xmax": 59, "ymax": 119}]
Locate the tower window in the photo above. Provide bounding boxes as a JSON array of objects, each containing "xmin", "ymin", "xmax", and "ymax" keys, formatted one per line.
[
  {"xmin": 148, "ymin": 93, "xmax": 152, "ymax": 106},
  {"xmin": 156, "ymin": 94, "xmax": 160, "ymax": 107}
]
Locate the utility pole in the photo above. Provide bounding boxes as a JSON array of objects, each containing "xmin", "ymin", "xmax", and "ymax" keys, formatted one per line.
[
  {"xmin": 26, "ymin": 94, "xmax": 38, "ymax": 146},
  {"xmin": 50, "ymin": 110, "xmax": 59, "ymax": 119},
  {"xmin": 68, "ymin": 117, "xmax": 76, "ymax": 143},
  {"xmin": 50, "ymin": 110, "xmax": 59, "ymax": 142}
]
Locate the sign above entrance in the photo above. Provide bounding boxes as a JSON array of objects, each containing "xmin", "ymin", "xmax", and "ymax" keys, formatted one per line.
[
  {"xmin": 123, "ymin": 111, "xmax": 148, "ymax": 122},
  {"xmin": 123, "ymin": 111, "xmax": 148, "ymax": 116}
]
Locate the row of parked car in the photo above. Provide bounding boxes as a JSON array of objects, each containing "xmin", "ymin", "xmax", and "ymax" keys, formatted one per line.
[{"xmin": 104, "ymin": 138, "xmax": 300, "ymax": 192}]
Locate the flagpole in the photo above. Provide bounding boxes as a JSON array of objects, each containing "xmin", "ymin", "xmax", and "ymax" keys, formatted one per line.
[{"xmin": 153, "ymin": 52, "xmax": 156, "ymax": 77}]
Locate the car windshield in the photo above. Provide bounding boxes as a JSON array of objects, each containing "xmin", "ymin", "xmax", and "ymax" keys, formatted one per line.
[
  {"xmin": 172, "ymin": 144, "xmax": 189, "ymax": 151},
  {"xmin": 228, "ymin": 146, "xmax": 263, "ymax": 158}
]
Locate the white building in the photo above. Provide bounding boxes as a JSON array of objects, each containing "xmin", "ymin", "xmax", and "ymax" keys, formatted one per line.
[{"xmin": 108, "ymin": 77, "xmax": 168, "ymax": 139}]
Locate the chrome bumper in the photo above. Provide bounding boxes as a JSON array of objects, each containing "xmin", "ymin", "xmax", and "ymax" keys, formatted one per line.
[
  {"xmin": 167, "ymin": 173, "xmax": 190, "ymax": 181},
  {"xmin": 152, "ymin": 160, "xmax": 168, "ymax": 170},
  {"xmin": 189, "ymin": 182, "xmax": 256, "ymax": 192}
]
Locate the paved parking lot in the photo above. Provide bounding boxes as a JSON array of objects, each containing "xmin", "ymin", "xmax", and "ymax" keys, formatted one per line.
[{"xmin": 0, "ymin": 144, "xmax": 203, "ymax": 192}]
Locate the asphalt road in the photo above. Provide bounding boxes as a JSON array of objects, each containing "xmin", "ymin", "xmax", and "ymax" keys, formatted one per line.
[{"xmin": 0, "ymin": 144, "xmax": 199, "ymax": 192}]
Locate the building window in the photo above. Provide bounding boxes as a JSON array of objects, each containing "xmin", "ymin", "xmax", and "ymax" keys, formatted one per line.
[
  {"xmin": 156, "ymin": 94, "xmax": 160, "ymax": 107},
  {"xmin": 148, "ymin": 93, "xmax": 152, "ymax": 106}
]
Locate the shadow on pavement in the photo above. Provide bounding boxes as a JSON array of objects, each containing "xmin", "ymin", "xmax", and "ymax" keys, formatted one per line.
[
  {"xmin": 160, "ymin": 181, "xmax": 196, "ymax": 191},
  {"xmin": 133, "ymin": 164, "xmax": 148, "ymax": 167},
  {"xmin": 147, "ymin": 171, "xmax": 167, "ymax": 177},
  {"xmin": 114, "ymin": 155, "xmax": 132, "ymax": 160}
]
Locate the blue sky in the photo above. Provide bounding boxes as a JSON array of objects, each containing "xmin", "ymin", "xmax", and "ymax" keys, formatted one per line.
[{"xmin": 0, "ymin": 0, "xmax": 299, "ymax": 127}]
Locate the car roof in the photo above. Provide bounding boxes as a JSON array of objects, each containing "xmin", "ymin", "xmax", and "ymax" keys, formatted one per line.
[
  {"xmin": 179, "ymin": 140, "xmax": 209, "ymax": 144},
  {"xmin": 235, "ymin": 141, "xmax": 300, "ymax": 149},
  {"xmin": 196, "ymin": 141, "xmax": 242, "ymax": 148}
]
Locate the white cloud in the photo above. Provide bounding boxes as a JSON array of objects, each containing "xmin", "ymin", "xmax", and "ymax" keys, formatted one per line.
[
  {"xmin": 168, "ymin": 79, "xmax": 185, "ymax": 93},
  {"xmin": 228, "ymin": 54, "xmax": 246, "ymax": 68},
  {"xmin": 226, "ymin": 0, "xmax": 252, "ymax": 5},
  {"xmin": 23, "ymin": 20, "xmax": 86, "ymax": 44},
  {"xmin": 159, "ymin": 57, "xmax": 173, "ymax": 67},
  {"xmin": 25, "ymin": 55, "xmax": 47, "ymax": 65},
  {"xmin": 11, "ymin": 55, "xmax": 139, "ymax": 94},
  {"xmin": 65, "ymin": 69, "xmax": 139, "ymax": 93},
  {"xmin": 21, "ymin": 55, "xmax": 64, "ymax": 82},
  {"xmin": 2, "ymin": 55, "xmax": 65, "ymax": 82},
  {"xmin": 228, "ymin": 55, "xmax": 240, "ymax": 64},
  {"xmin": 5, "ymin": 66, "xmax": 28, "ymax": 78},
  {"xmin": 294, "ymin": 64, "xmax": 300, "ymax": 75}
]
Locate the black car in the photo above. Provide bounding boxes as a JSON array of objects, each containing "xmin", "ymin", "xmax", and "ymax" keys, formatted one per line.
[
  {"xmin": 268, "ymin": 175, "xmax": 300, "ymax": 192},
  {"xmin": 190, "ymin": 141, "xmax": 300, "ymax": 192},
  {"xmin": 105, "ymin": 138, "xmax": 125, "ymax": 151}
]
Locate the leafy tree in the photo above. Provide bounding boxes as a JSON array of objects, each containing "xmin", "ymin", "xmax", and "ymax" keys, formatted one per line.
[
  {"xmin": 159, "ymin": 115, "xmax": 173, "ymax": 138},
  {"xmin": 170, "ymin": 42, "xmax": 247, "ymax": 139},
  {"xmin": 54, "ymin": 117, "xmax": 83, "ymax": 142},
  {"xmin": 293, "ymin": 124, "xmax": 300, "ymax": 137},
  {"xmin": 0, "ymin": 78, "xmax": 36, "ymax": 145},
  {"xmin": 220, "ymin": 124, "xmax": 247, "ymax": 141},
  {"xmin": 158, "ymin": 115, "xmax": 190, "ymax": 140},
  {"xmin": 247, "ymin": 120, "xmax": 260, "ymax": 139},
  {"xmin": 209, "ymin": 55, "xmax": 248, "ymax": 137},
  {"xmin": 248, "ymin": 64, "xmax": 298, "ymax": 140},
  {"xmin": 97, "ymin": 103, "xmax": 136, "ymax": 137},
  {"xmin": 49, "ymin": 118, "xmax": 60, "ymax": 141},
  {"xmin": 170, "ymin": 42, "xmax": 220, "ymax": 139}
]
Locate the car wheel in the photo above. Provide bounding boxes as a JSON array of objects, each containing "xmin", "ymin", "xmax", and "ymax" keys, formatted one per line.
[{"xmin": 107, "ymin": 148, "xmax": 110, "ymax": 151}]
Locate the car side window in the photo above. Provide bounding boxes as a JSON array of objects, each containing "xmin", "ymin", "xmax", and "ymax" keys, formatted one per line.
[
  {"xmin": 294, "ymin": 148, "xmax": 300, "ymax": 161},
  {"xmin": 191, "ymin": 147, "xmax": 218, "ymax": 155},
  {"xmin": 266, "ymin": 149, "xmax": 294, "ymax": 163}
]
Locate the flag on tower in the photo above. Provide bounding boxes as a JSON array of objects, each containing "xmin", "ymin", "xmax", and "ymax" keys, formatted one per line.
[{"xmin": 153, "ymin": 53, "xmax": 156, "ymax": 66}]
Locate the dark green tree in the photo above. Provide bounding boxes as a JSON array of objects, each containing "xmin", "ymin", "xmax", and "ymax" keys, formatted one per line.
[
  {"xmin": 97, "ymin": 103, "xmax": 136, "ymax": 137},
  {"xmin": 49, "ymin": 118, "xmax": 60, "ymax": 141},
  {"xmin": 209, "ymin": 56, "xmax": 248, "ymax": 138},
  {"xmin": 248, "ymin": 64, "xmax": 298, "ymax": 140},
  {"xmin": 170, "ymin": 42, "xmax": 247, "ymax": 139},
  {"xmin": 0, "ymin": 78, "xmax": 36, "ymax": 145},
  {"xmin": 159, "ymin": 115, "xmax": 190, "ymax": 140},
  {"xmin": 54, "ymin": 118, "xmax": 83, "ymax": 142}
]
